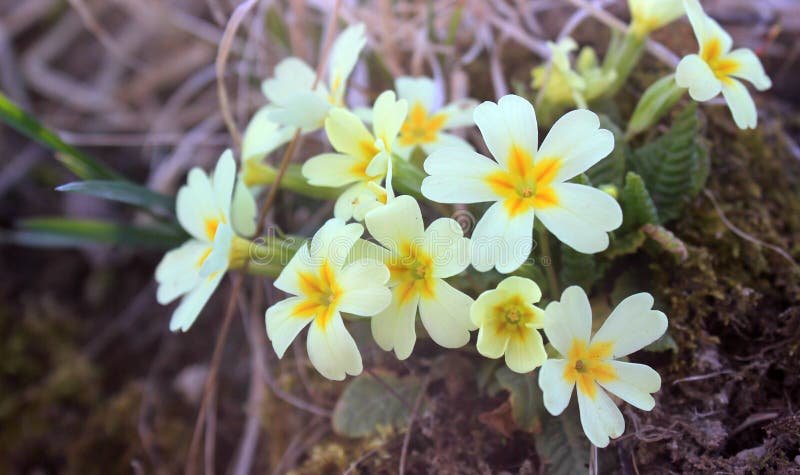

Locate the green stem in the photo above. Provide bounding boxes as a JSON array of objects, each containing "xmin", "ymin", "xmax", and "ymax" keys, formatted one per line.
[
  {"xmin": 537, "ymin": 228, "xmax": 561, "ymax": 298},
  {"xmin": 603, "ymin": 30, "xmax": 647, "ymax": 97}
]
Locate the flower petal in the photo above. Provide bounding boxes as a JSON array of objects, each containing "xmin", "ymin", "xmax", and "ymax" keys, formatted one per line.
[
  {"xmin": 496, "ymin": 276, "xmax": 542, "ymax": 303},
  {"xmin": 440, "ymin": 99, "xmax": 478, "ymax": 129},
  {"xmin": 371, "ymin": 291, "xmax": 420, "ymax": 360},
  {"xmin": 395, "ymin": 76, "xmax": 438, "ymax": 111},
  {"xmin": 576, "ymin": 384, "xmax": 625, "ymax": 448},
  {"xmin": 598, "ymin": 361, "xmax": 661, "ymax": 411},
  {"xmin": 306, "ymin": 312, "xmax": 362, "ymax": 380},
  {"xmin": 334, "ymin": 182, "xmax": 372, "ymax": 222},
  {"xmin": 473, "ymin": 95, "xmax": 538, "ymax": 169},
  {"xmin": 261, "ymin": 57, "xmax": 317, "ymax": 105},
  {"xmin": 471, "ymin": 201, "xmax": 534, "ymax": 273},
  {"xmin": 265, "ymin": 296, "xmax": 315, "ymax": 358},
  {"xmin": 231, "ymin": 178, "xmax": 257, "ymax": 237},
  {"xmin": 683, "ymin": 0, "xmax": 732, "ymax": 54},
  {"xmin": 721, "ymin": 78, "xmax": 758, "ymax": 129},
  {"xmin": 725, "ymin": 48, "xmax": 771, "ymax": 91},
  {"xmin": 325, "ymin": 108, "xmax": 376, "ymax": 161},
  {"xmin": 199, "ymin": 223, "xmax": 234, "ymax": 278},
  {"xmin": 675, "ymin": 54, "xmax": 722, "ymax": 102},
  {"xmin": 169, "ymin": 270, "xmax": 225, "ymax": 332},
  {"xmin": 309, "ymin": 219, "xmax": 364, "ymax": 268},
  {"xmin": 337, "ymin": 259, "xmax": 392, "ymax": 316},
  {"xmin": 536, "ymin": 183, "xmax": 622, "ymax": 254},
  {"xmin": 373, "ymin": 90, "xmax": 408, "ymax": 150},
  {"xmin": 543, "ymin": 285, "xmax": 593, "ymax": 357},
  {"xmin": 421, "ymin": 148, "xmax": 503, "ymax": 204},
  {"xmin": 242, "ymin": 107, "xmax": 293, "ymax": 163},
  {"xmin": 475, "ymin": 320, "xmax": 509, "ymax": 359},
  {"xmin": 591, "ymin": 292, "xmax": 668, "ymax": 358},
  {"xmin": 267, "ymin": 91, "xmax": 331, "ymax": 130},
  {"xmin": 302, "ymin": 153, "xmax": 368, "ymax": 187},
  {"xmin": 328, "ymin": 23, "xmax": 366, "ymax": 98},
  {"xmin": 274, "ymin": 244, "xmax": 315, "ymax": 295},
  {"xmin": 177, "ymin": 168, "xmax": 218, "ymax": 242},
  {"xmin": 505, "ymin": 328, "xmax": 547, "ymax": 373},
  {"xmin": 539, "ymin": 359, "xmax": 576, "ymax": 416},
  {"xmin": 421, "ymin": 132, "xmax": 474, "ymax": 156},
  {"xmin": 155, "ymin": 240, "xmax": 208, "ymax": 304},
  {"xmin": 536, "ymin": 109, "xmax": 615, "ymax": 183},
  {"xmin": 418, "ymin": 279, "xmax": 475, "ymax": 348},
  {"xmin": 424, "ymin": 217, "xmax": 471, "ymax": 278},
  {"xmin": 364, "ymin": 194, "xmax": 424, "ymax": 254}
]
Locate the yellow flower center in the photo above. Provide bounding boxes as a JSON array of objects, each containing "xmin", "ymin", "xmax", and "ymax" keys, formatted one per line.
[
  {"xmin": 701, "ymin": 38, "xmax": 739, "ymax": 84},
  {"xmin": 399, "ymin": 102, "xmax": 448, "ymax": 147},
  {"xmin": 388, "ymin": 242, "xmax": 436, "ymax": 303},
  {"xmin": 485, "ymin": 144, "xmax": 561, "ymax": 217},
  {"xmin": 562, "ymin": 339, "xmax": 617, "ymax": 400},
  {"xmin": 292, "ymin": 261, "xmax": 343, "ymax": 329},
  {"xmin": 489, "ymin": 294, "xmax": 538, "ymax": 340}
]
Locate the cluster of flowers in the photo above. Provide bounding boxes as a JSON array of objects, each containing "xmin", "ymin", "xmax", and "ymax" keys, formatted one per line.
[{"xmin": 155, "ymin": 0, "xmax": 769, "ymax": 449}]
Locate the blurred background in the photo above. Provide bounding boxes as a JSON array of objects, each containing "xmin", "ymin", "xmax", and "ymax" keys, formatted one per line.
[{"xmin": 1, "ymin": 0, "xmax": 799, "ymax": 473}]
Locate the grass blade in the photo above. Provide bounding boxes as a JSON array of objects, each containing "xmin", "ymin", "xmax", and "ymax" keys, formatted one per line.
[
  {"xmin": 56, "ymin": 180, "xmax": 175, "ymax": 214},
  {"xmin": 3, "ymin": 217, "xmax": 186, "ymax": 249}
]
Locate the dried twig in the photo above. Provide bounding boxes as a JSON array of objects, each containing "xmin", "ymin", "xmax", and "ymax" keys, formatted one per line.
[{"xmin": 398, "ymin": 374, "xmax": 429, "ymax": 475}]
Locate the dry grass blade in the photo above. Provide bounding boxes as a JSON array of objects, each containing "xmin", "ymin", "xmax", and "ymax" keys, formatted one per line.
[{"xmin": 215, "ymin": 0, "xmax": 258, "ymax": 149}]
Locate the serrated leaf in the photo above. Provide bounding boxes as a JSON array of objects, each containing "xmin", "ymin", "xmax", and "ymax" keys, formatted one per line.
[
  {"xmin": 605, "ymin": 229, "xmax": 647, "ymax": 259},
  {"xmin": 631, "ymin": 103, "xmax": 706, "ymax": 222},
  {"xmin": 495, "ymin": 367, "xmax": 542, "ymax": 432},
  {"xmin": 642, "ymin": 223, "xmax": 689, "ymax": 261},
  {"xmin": 619, "ymin": 171, "xmax": 659, "ymax": 234},
  {"xmin": 56, "ymin": 180, "xmax": 174, "ymax": 214},
  {"xmin": 332, "ymin": 371, "xmax": 422, "ymax": 438},
  {"xmin": 3, "ymin": 217, "xmax": 186, "ymax": 249},
  {"xmin": 560, "ymin": 244, "xmax": 607, "ymax": 292},
  {"xmin": 535, "ymin": 402, "xmax": 590, "ymax": 475},
  {"xmin": 0, "ymin": 92, "xmax": 123, "ymax": 181}
]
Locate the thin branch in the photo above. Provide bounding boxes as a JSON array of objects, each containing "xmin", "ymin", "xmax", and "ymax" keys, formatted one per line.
[{"xmin": 398, "ymin": 375, "xmax": 429, "ymax": 475}]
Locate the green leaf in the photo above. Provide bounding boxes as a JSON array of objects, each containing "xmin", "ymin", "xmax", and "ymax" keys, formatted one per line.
[
  {"xmin": 535, "ymin": 402, "xmax": 591, "ymax": 475},
  {"xmin": 625, "ymin": 74, "xmax": 686, "ymax": 139},
  {"xmin": 560, "ymin": 245, "xmax": 607, "ymax": 292},
  {"xmin": 619, "ymin": 171, "xmax": 659, "ymax": 233},
  {"xmin": 332, "ymin": 371, "xmax": 422, "ymax": 438},
  {"xmin": 630, "ymin": 103, "xmax": 706, "ymax": 222},
  {"xmin": 605, "ymin": 229, "xmax": 647, "ymax": 259},
  {"xmin": 0, "ymin": 92, "xmax": 124, "ymax": 181},
  {"xmin": 2, "ymin": 218, "xmax": 186, "ymax": 249},
  {"xmin": 56, "ymin": 180, "xmax": 174, "ymax": 214},
  {"xmin": 494, "ymin": 367, "xmax": 542, "ymax": 432}
]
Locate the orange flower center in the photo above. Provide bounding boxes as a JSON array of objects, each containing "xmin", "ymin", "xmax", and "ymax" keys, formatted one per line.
[
  {"xmin": 485, "ymin": 144, "xmax": 561, "ymax": 217},
  {"xmin": 562, "ymin": 339, "xmax": 617, "ymax": 400},
  {"xmin": 399, "ymin": 102, "xmax": 448, "ymax": 147}
]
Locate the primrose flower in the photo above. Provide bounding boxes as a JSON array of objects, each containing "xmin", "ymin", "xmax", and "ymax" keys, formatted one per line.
[
  {"xmin": 302, "ymin": 91, "xmax": 407, "ymax": 221},
  {"xmin": 675, "ymin": 0, "xmax": 771, "ymax": 129},
  {"xmin": 261, "ymin": 23, "xmax": 366, "ymax": 130},
  {"xmin": 359, "ymin": 195, "xmax": 475, "ymax": 359},
  {"xmin": 422, "ymin": 95, "xmax": 622, "ymax": 274},
  {"xmin": 471, "ymin": 276, "xmax": 546, "ymax": 373},
  {"xmin": 391, "ymin": 76, "xmax": 476, "ymax": 159},
  {"xmin": 265, "ymin": 219, "xmax": 392, "ymax": 380},
  {"xmin": 239, "ymin": 108, "xmax": 294, "ymax": 188},
  {"xmin": 155, "ymin": 150, "xmax": 255, "ymax": 332},
  {"xmin": 539, "ymin": 286, "xmax": 667, "ymax": 448},
  {"xmin": 628, "ymin": 0, "xmax": 684, "ymax": 36}
]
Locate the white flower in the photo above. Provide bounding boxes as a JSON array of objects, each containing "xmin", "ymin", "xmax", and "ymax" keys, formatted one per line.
[
  {"xmin": 265, "ymin": 219, "xmax": 392, "ymax": 380},
  {"xmin": 356, "ymin": 195, "xmax": 475, "ymax": 359},
  {"xmin": 421, "ymin": 95, "xmax": 622, "ymax": 274},
  {"xmin": 261, "ymin": 23, "xmax": 366, "ymax": 130},
  {"xmin": 155, "ymin": 150, "xmax": 255, "ymax": 332},
  {"xmin": 628, "ymin": 0, "xmax": 684, "ymax": 36},
  {"xmin": 471, "ymin": 276, "xmax": 547, "ymax": 373},
  {"xmin": 391, "ymin": 76, "xmax": 476, "ymax": 159},
  {"xmin": 675, "ymin": 0, "xmax": 771, "ymax": 129},
  {"xmin": 539, "ymin": 286, "xmax": 667, "ymax": 448},
  {"xmin": 302, "ymin": 90, "xmax": 407, "ymax": 221}
]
